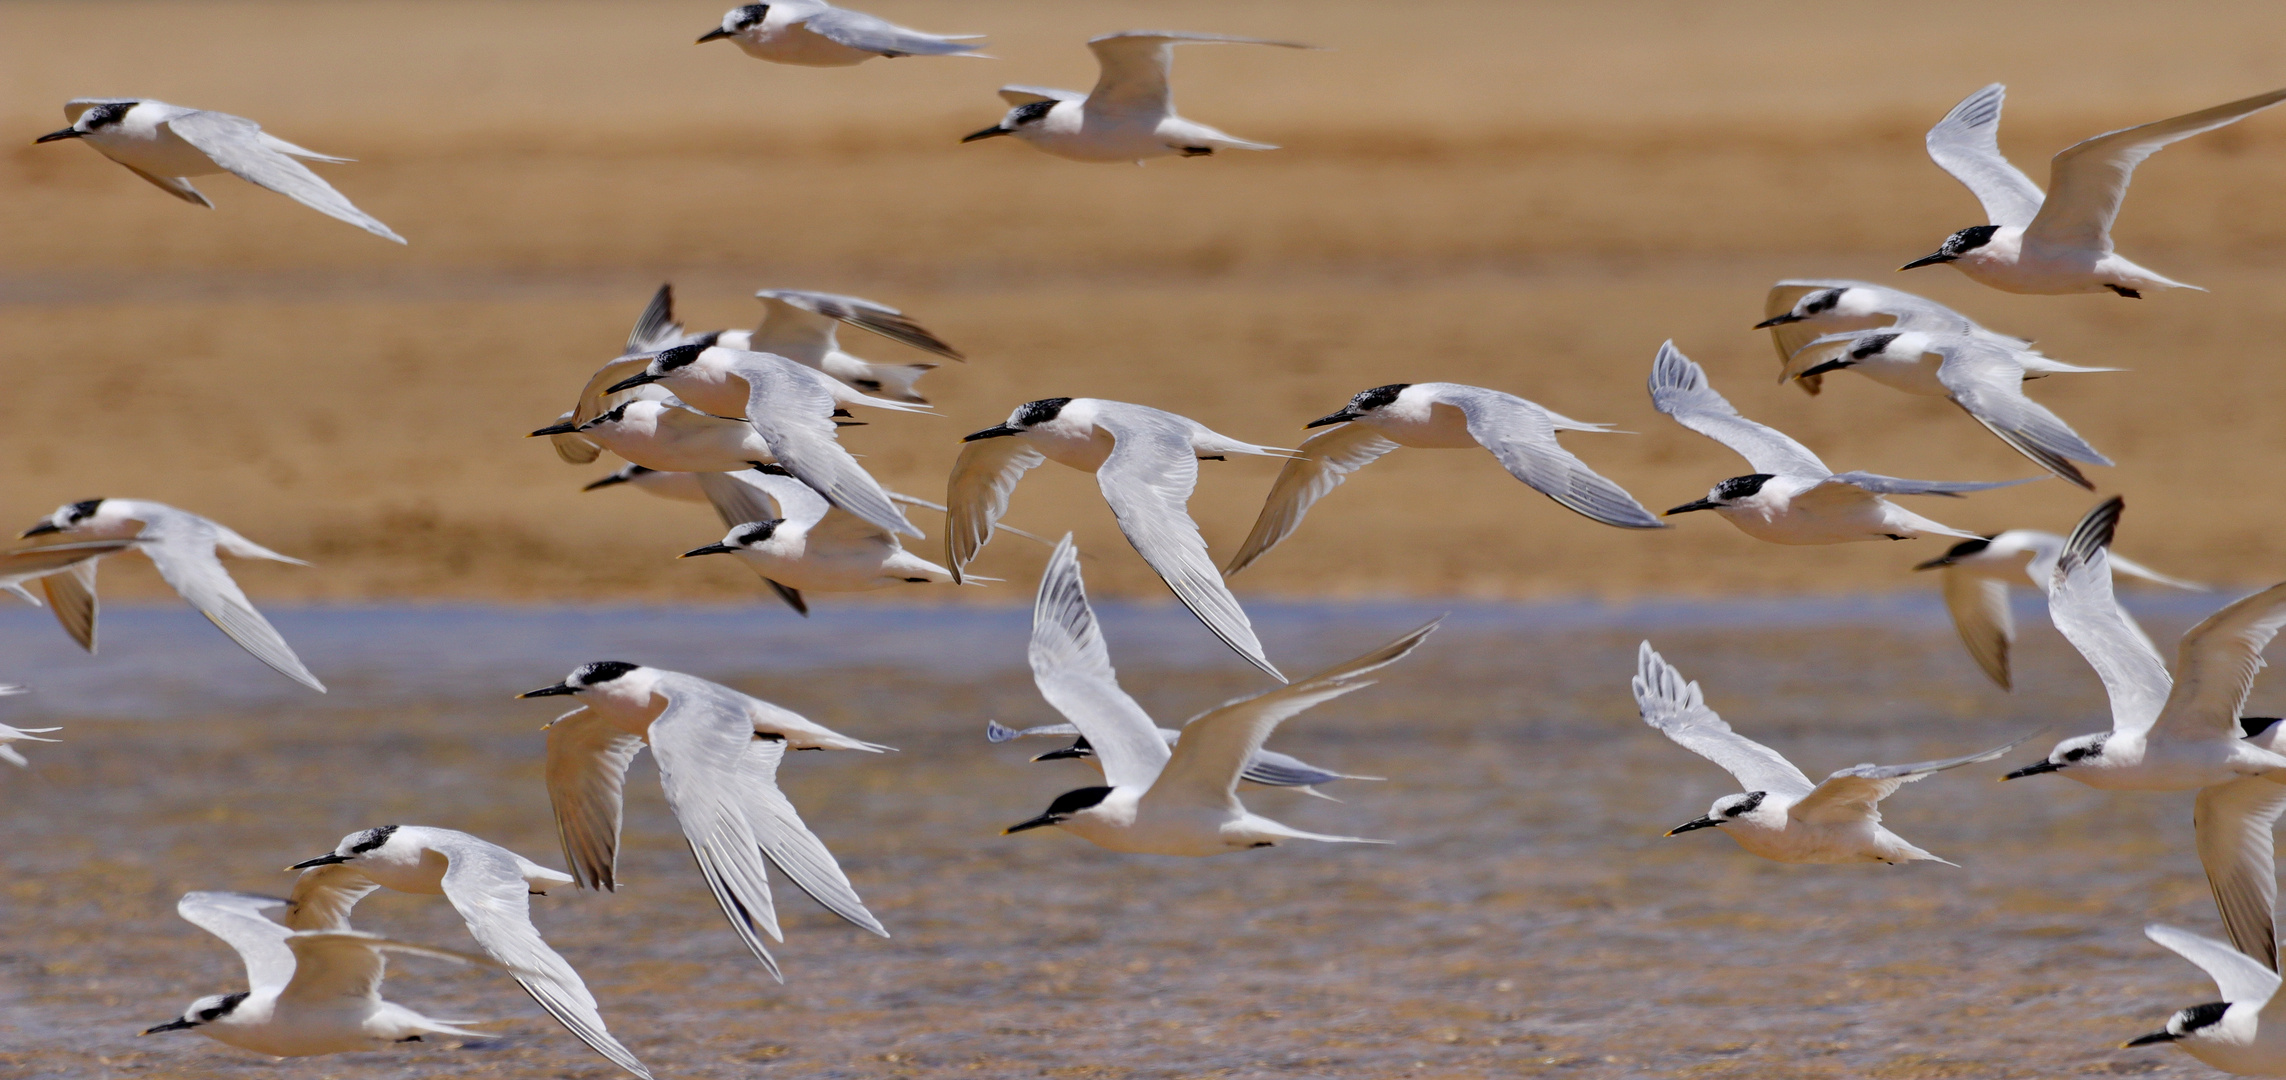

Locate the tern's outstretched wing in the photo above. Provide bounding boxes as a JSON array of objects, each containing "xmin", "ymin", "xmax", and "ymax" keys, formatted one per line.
[
  {"xmin": 545, "ymin": 708, "xmax": 647, "ymax": 891},
  {"xmin": 1442, "ymin": 385, "xmax": 1662, "ymax": 529},
  {"xmin": 177, "ymin": 891, "xmax": 296, "ymax": 992},
  {"xmin": 1028, "ymin": 536, "xmax": 1172, "ymax": 791},
  {"xmin": 1632, "ymin": 641, "xmax": 1814, "ymax": 797},
  {"xmin": 2029, "ymin": 86, "xmax": 2286, "ymax": 255},
  {"xmin": 165, "ymin": 110, "xmax": 404, "ymax": 243},
  {"xmin": 1094, "ymin": 403, "xmax": 1282, "ymax": 681},
  {"xmin": 733, "ymin": 735, "xmax": 886, "ymax": 938},
  {"xmin": 1223, "ymin": 422, "xmax": 1400, "ymax": 577},
  {"xmin": 2048, "ymin": 498, "xmax": 2173, "ymax": 738},
  {"xmin": 1790, "ymin": 736, "xmax": 2029, "ymax": 826},
  {"xmin": 985, "ymin": 719, "xmax": 1081, "ymax": 742},
  {"xmin": 1084, "ymin": 31, "xmax": 1314, "ymax": 115},
  {"xmin": 626, "ymin": 283, "xmax": 686, "ymax": 354},
  {"xmin": 2147, "ymin": 922, "xmax": 2285, "ymax": 1005},
  {"xmin": 282, "ymin": 863, "xmax": 379, "ymax": 932},
  {"xmin": 1935, "ymin": 340, "xmax": 2110, "ymax": 490},
  {"xmin": 755, "ymin": 289, "xmax": 964, "ymax": 360},
  {"xmin": 799, "ymin": 4, "xmax": 985, "ymax": 58},
  {"xmin": 1924, "ymin": 83, "xmax": 2047, "ymax": 229},
  {"xmin": 2195, "ymin": 778, "xmax": 2286, "ymax": 973},
  {"xmin": 733, "ymin": 354, "xmax": 918, "ymax": 538},
  {"xmin": 140, "ymin": 511, "xmax": 324, "ymax": 692},
  {"xmin": 2150, "ymin": 581, "xmax": 2286, "ymax": 745},
  {"xmin": 1941, "ymin": 568, "xmax": 2017, "ymax": 689},
  {"xmin": 945, "ymin": 436, "xmax": 1046, "ymax": 579},
  {"xmin": 1824, "ymin": 472, "xmax": 2034, "ymax": 497},
  {"xmin": 1149, "ymin": 619, "xmax": 1436, "ymax": 810},
  {"xmin": 1647, "ymin": 341, "xmax": 1830, "ymax": 477},
  {"xmin": 697, "ymin": 467, "xmax": 831, "ymax": 533},
  {"xmin": 279, "ymin": 931, "xmax": 500, "ymax": 1009},
  {"xmin": 6, "ymin": 543, "xmax": 121, "ymax": 651},
  {"xmin": 645, "ymin": 677, "xmax": 785, "ymax": 980}
]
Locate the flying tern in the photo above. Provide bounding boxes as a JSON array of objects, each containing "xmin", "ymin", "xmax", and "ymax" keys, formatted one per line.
[
  {"xmin": 1915, "ymin": 528, "xmax": 2201, "ymax": 690},
  {"xmin": 1224, "ymin": 382, "xmax": 1662, "ymax": 577},
  {"xmin": 698, "ymin": 1, "xmax": 984, "ymax": 66},
  {"xmin": 952, "ymin": 396, "xmax": 1293, "ymax": 679},
  {"xmin": 713, "ymin": 289, "xmax": 962, "ymax": 405},
  {"xmin": 14, "ymin": 499, "xmax": 324, "ymax": 691},
  {"xmin": 1754, "ymin": 279, "xmax": 2061, "ymax": 395},
  {"xmin": 1001, "ymin": 536, "xmax": 1434, "ymax": 855},
  {"xmin": 37, "ymin": 99, "xmax": 402, "ymax": 242},
  {"xmin": 1634, "ymin": 642, "xmax": 2022, "ymax": 864},
  {"xmin": 1647, "ymin": 342, "xmax": 2029, "ymax": 544},
  {"xmin": 962, "ymin": 32, "xmax": 1316, "ymax": 163},
  {"xmin": 680, "ymin": 466, "xmax": 956, "ymax": 613},
  {"xmin": 531, "ymin": 398, "xmax": 778, "ymax": 474},
  {"xmin": 2126, "ymin": 923, "xmax": 2286, "ymax": 1072},
  {"xmin": 1903, "ymin": 83, "xmax": 2286, "ymax": 296},
  {"xmin": 987, "ymin": 719, "xmax": 1380, "ymax": 800}
]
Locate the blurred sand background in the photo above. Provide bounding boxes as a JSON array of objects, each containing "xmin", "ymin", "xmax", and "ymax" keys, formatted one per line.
[{"xmin": 5, "ymin": 0, "xmax": 2286, "ymax": 606}]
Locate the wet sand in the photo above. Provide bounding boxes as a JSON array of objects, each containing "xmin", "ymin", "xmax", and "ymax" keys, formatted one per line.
[{"xmin": 0, "ymin": 601, "xmax": 2267, "ymax": 1078}]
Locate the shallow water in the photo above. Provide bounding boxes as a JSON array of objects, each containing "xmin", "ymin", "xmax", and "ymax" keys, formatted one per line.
[{"xmin": 0, "ymin": 599, "xmax": 2261, "ymax": 1078}]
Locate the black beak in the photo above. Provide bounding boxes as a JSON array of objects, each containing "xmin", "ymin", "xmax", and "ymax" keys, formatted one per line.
[
  {"xmin": 697, "ymin": 28, "xmax": 734, "ymax": 43},
  {"xmin": 1666, "ymin": 816, "xmax": 1721, "ymax": 836},
  {"xmin": 19, "ymin": 521, "xmax": 62, "ymax": 538},
  {"xmin": 528, "ymin": 421, "xmax": 580, "ymax": 437},
  {"xmin": 1665, "ymin": 499, "xmax": 1719, "ymax": 516},
  {"xmin": 1752, "ymin": 313, "xmax": 1802, "ymax": 329},
  {"xmin": 963, "ymin": 423, "xmax": 1021, "ymax": 441},
  {"xmin": 681, "ymin": 543, "xmax": 736, "ymax": 559},
  {"xmin": 2002, "ymin": 759, "xmax": 2065, "ymax": 780},
  {"xmin": 2122, "ymin": 1030, "xmax": 2179, "ymax": 1048},
  {"xmin": 1899, "ymin": 250, "xmax": 1955, "ymax": 271},
  {"xmin": 35, "ymin": 127, "xmax": 83, "ymax": 144},
  {"xmin": 1032, "ymin": 744, "xmax": 1091, "ymax": 762},
  {"xmin": 142, "ymin": 1018, "xmax": 197, "ymax": 1035},
  {"xmin": 961, "ymin": 125, "xmax": 1013, "ymax": 143},
  {"xmin": 1002, "ymin": 812, "xmax": 1063, "ymax": 835},
  {"xmin": 1913, "ymin": 554, "xmax": 1956, "ymax": 571},
  {"xmin": 1304, "ymin": 408, "xmax": 1359, "ymax": 429},
  {"xmin": 289, "ymin": 852, "xmax": 351, "ymax": 870},
  {"xmin": 604, "ymin": 371, "xmax": 664, "ymax": 394},
  {"xmin": 518, "ymin": 683, "xmax": 579, "ymax": 699},
  {"xmin": 583, "ymin": 473, "xmax": 632, "ymax": 492},
  {"xmin": 1796, "ymin": 359, "xmax": 1851, "ymax": 380}
]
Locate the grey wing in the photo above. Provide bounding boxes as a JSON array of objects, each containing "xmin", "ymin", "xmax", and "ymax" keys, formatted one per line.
[
  {"xmin": 1936, "ymin": 344, "xmax": 2110, "ymax": 490},
  {"xmin": 2195, "ymin": 777, "xmax": 2286, "ymax": 972},
  {"xmin": 1086, "ymin": 32, "xmax": 1313, "ymax": 115},
  {"xmin": 282, "ymin": 864, "xmax": 378, "ymax": 931},
  {"xmin": 2152, "ymin": 581, "xmax": 2286, "ymax": 745},
  {"xmin": 1240, "ymin": 745, "xmax": 1378, "ymax": 788},
  {"xmin": 625, "ymin": 283, "xmax": 685, "ymax": 354},
  {"xmin": 2049, "ymin": 498, "xmax": 2173, "ymax": 737},
  {"xmin": 1093, "ymin": 406, "xmax": 1282, "ymax": 681},
  {"xmin": 1924, "ymin": 83, "xmax": 2047, "ymax": 228},
  {"xmin": 1941, "ymin": 569, "xmax": 2017, "ymax": 689},
  {"xmin": 735, "ymin": 737, "xmax": 886, "ymax": 937},
  {"xmin": 738, "ymin": 358, "xmax": 918, "ymax": 538},
  {"xmin": 645, "ymin": 676, "xmax": 785, "ymax": 979},
  {"xmin": 140, "ymin": 520, "xmax": 324, "ymax": 692},
  {"xmin": 697, "ymin": 468, "xmax": 831, "ymax": 533},
  {"xmin": 999, "ymin": 84, "xmax": 1084, "ymax": 106},
  {"xmin": 801, "ymin": 5, "xmax": 985, "ymax": 58},
  {"xmin": 1790, "ymin": 735, "xmax": 2031, "ymax": 826},
  {"xmin": 1826, "ymin": 471, "xmax": 2036, "ymax": 497},
  {"xmin": 2029, "ymin": 86, "xmax": 2286, "ymax": 255},
  {"xmin": 545, "ymin": 708, "xmax": 647, "ymax": 891},
  {"xmin": 1446, "ymin": 387, "xmax": 1663, "ymax": 529},
  {"xmin": 1224, "ymin": 422, "xmax": 1400, "ymax": 577},
  {"xmin": 756, "ymin": 289, "xmax": 963, "ymax": 360},
  {"xmin": 1028, "ymin": 536, "xmax": 1173, "ymax": 791},
  {"xmin": 177, "ymin": 891, "xmax": 296, "ymax": 992},
  {"xmin": 1632, "ymin": 641, "xmax": 1814, "ymax": 797},
  {"xmin": 165, "ymin": 110, "xmax": 404, "ymax": 243},
  {"xmin": 2148, "ymin": 923, "xmax": 2286, "ymax": 1006},
  {"xmin": 1647, "ymin": 341, "xmax": 1830, "ymax": 477},
  {"xmin": 945, "ymin": 437, "xmax": 1046, "ymax": 580},
  {"xmin": 438, "ymin": 839, "xmax": 654, "ymax": 1079},
  {"xmin": 121, "ymin": 163, "xmax": 213, "ymax": 207}
]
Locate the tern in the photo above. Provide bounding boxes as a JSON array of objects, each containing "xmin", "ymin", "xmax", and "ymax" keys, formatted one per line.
[
  {"xmin": 2126, "ymin": 923, "xmax": 2286, "ymax": 1072},
  {"xmin": 951, "ymin": 397, "xmax": 1293, "ymax": 680},
  {"xmin": 602, "ymin": 344, "xmax": 927, "ymax": 538},
  {"xmin": 1754, "ymin": 279, "xmax": 2060, "ymax": 395},
  {"xmin": 14, "ymin": 499, "xmax": 324, "ymax": 691},
  {"xmin": 680, "ymin": 466, "xmax": 956, "ymax": 613},
  {"xmin": 962, "ymin": 32, "xmax": 1315, "ymax": 163},
  {"xmin": 1647, "ymin": 342, "xmax": 2029, "ymax": 544},
  {"xmin": 37, "ymin": 99, "xmax": 403, "ymax": 242},
  {"xmin": 1903, "ymin": 83, "xmax": 2286, "ymax": 296},
  {"xmin": 531, "ymin": 398, "xmax": 778, "ymax": 474},
  {"xmin": 987, "ymin": 719, "xmax": 1380, "ymax": 800},
  {"xmin": 714, "ymin": 290, "xmax": 963, "ymax": 405},
  {"xmin": 2002, "ymin": 497, "xmax": 2286, "ymax": 969},
  {"xmin": 1223, "ymin": 382, "xmax": 1663, "ymax": 577},
  {"xmin": 0, "ymin": 684, "xmax": 54, "ymax": 767},
  {"xmin": 282, "ymin": 826, "xmax": 651, "ymax": 1079},
  {"xmin": 145, "ymin": 891, "xmax": 505, "ymax": 1057},
  {"xmin": 1634, "ymin": 641, "xmax": 2022, "ymax": 864},
  {"xmin": 1788, "ymin": 329, "xmax": 2115, "ymax": 489},
  {"xmin": 698, "ymin": 1, "xmax": 984, "ymax": 66},
  {"xmin": 1001, "ymin": 535, "xmax": 1435, "ymax": 855},
  {"xmin": 1915, "ymin": 528, "xmax": 2201, "ymax": 690},
  {"xmin": 519, "ymin": 662, "xmax": 889, "ymax": 978}
]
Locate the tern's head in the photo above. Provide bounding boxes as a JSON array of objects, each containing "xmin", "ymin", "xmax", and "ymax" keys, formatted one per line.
[
  {"xmin": 1753, "ymin": 286, "xmax": 1863, "ymax": 329},
  {"xmin": 1306, "ymin": 383, "xmax": 1411, "ymax": 428},
  {"xmin": 2124, "ymin": 1002, "xmax": 2238, "ymax": 1050},
  {"xmin": 518, "ymin": 660, "xmax": 650, "ymax": 706},
  {"xmin": 1915, "ymin": 535, "xmax": 1996, "ymax": 571},
  {"xmin": 1003, "ymin": 785, "xmax": 1114, "ymax": 834},
  {"xmin": 604, "ymin": 344, "xmax": 710, "ymax": 394},
  {"xmin": 699, "ymin": 4, "xmax": 767, "ymax": 43},
  {"xmin": 290, "ymin": 824, "xmax": 413, "ymax": 873},
  {"xmin": 1667, "ymin": 790, "xmax": 1767, "ymax": 836},
  {"xmin": 682, "ymin": 520, "xmax": 780, "ymax": 559},
  {"xmin": 36, "ymin": 101, "xmax": 136, "ymax": 145},
  {"xmin": 1666, "ymin": 474, "xmax": 1775, "ymax": 517},
  {"xmin": 965, "ymin": 397, "xmax": 1072, "ymax": 441},
  {"xmin": 21, "ymin": 498, "xmax": 113, "ymax": 538},
  {"xmin": 962, "ymin": 99, "xmax": 1058, "ymax": 144},
  {"xmin": 2003, "ymin": 733, "xmax": 2107, "ymax": 780},
  {"xmin": 574, "ymin": 401, "xmax": 642, "ymax": 434},
  {"xmin": 1901, "ymin": 225, "xmax": 2001, "ymax": 271},
  {"xmin": 144, "ymin": 990, "xmax": 247, "ymax": 1036}
]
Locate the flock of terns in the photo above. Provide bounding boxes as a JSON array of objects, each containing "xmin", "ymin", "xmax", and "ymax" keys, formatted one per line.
[{"xmin": 15, "ymin": 2, "xmax": 2286, "ymax": 1074}]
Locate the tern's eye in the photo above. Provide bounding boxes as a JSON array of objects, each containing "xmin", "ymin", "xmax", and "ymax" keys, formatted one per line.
[{"xmin": 2063, "ymin": 748, "xmax": 2086, "ymax": 762}]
